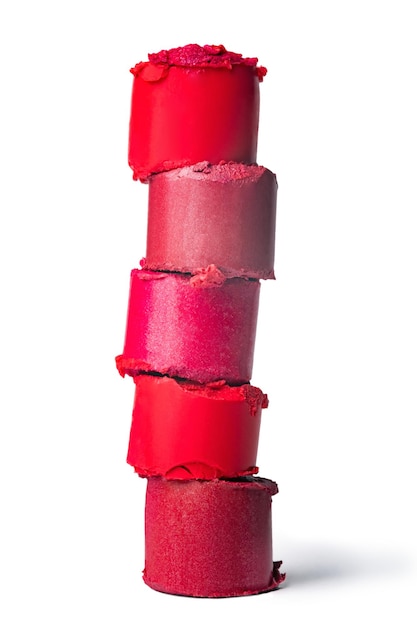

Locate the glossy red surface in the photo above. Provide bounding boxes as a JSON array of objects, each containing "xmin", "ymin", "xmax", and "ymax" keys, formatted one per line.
[
  {"xmin": 128, "ymin": 56, "xmax": 262, "ymax": 181},
  {"xmin": 116, "ymin": 269, "xmax": 260, "ymax": 384},
  {"xmin": 143, "ymin": 162, "xmax": 277, "ymax": 279},
  {"xmin": 127, "ymin": 375, "xmax": 268, "ymax": 479},
  {"xmin": 143, "ymin": 477, "xmax": 285, "ymax": 597}
]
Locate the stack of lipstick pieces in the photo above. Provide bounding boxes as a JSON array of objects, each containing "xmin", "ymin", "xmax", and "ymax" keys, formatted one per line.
[{"xmin": 116, "ymin": 44, "xmax": 285, "ymax": 598}]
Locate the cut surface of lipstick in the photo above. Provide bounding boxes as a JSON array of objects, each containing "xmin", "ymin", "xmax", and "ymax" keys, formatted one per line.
[
  {"xmin": 143, "ymin": 161, "xmax": 277, "ymax": 280},
  {"xmin": 144, "ymin": 476, "xmax": 285, "ymax": 597},
  {"xmin": 116, "ymin": 269, "xmax": 260, "ymax": 384},
  {"xmin": 128, "ymin": 44, "xmax": 266, "ymax": 182},
  {"xmin": 127, "ymin": 374, "xmax": 268, "ymax": 479}
]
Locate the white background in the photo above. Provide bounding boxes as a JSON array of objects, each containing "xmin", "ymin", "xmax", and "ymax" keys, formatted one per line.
[{"xmin": 1, "ymin": 1, "xmax": 416, "ymax": 624}]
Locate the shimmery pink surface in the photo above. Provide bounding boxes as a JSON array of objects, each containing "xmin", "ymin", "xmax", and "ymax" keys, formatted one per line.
[{"xmin": 116, "ymin": 269, "xmax": 260, "ymax": 384}]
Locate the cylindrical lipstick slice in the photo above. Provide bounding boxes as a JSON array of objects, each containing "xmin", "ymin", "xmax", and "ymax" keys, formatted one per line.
[
  {"xmin": 143, "ymin": 162, "xmax": 277, "ymax": 280},
  {"xmin": 128, "ymin": 44, "xmax": 266, "ymax": 182},
  {"xmin": 116, "ymin": 269, "xmax": 260, "ymax": 384},
  {"xmin": 127, "ymin": 374, "xmax": 268, "ymax": 480},
  {"xmin": 144, "ymin": 477, "xmax": 285, "ymax": 597}
]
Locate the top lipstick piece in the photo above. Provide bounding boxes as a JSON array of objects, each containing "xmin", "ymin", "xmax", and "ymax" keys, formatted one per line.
[{"xmin": 128, "ymin": 44, "xmax": 267, "ymax": 182}]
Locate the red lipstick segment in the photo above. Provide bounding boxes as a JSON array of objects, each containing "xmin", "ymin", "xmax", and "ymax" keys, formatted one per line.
[
  {"xmin": 127, "ymin": 374, "xmax": 268, "ymax": 480},
  {"xmin": 128, "ymin": 45, "xmax": 265, "ymax": 182}
]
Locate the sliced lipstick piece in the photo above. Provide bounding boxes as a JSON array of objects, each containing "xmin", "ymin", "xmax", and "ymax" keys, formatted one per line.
[
  {"xmin": 127, "ymin": 375, "xmax": 268, "ymax": 480},
  {"xmin": 143, "ymin": 477, "xmax": 285, "ymax": 597},
  {"xmin": 116, "ymin": 269, "xmax": 260, "ymax": 384},
  {"xmin": 143, "ymin": 162, "xmax": 277, "ymax": 280},
  {"xmin": 128, "ymin": 44, "xmax": 266, "ymax": 182}
]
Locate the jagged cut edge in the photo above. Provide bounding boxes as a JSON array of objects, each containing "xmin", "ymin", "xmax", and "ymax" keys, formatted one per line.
[
  {"xmin": 130, "ymin": 44, "xmax": 267, "ymax": 83},
  {"xmin": 133, "ymin": 463, "xmax": 259, "ymax": 480}
]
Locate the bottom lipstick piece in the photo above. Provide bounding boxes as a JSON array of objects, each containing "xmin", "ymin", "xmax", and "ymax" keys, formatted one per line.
[{"xmin": 143, "ymin": 476, "xmax": 285, "ymax": 598}]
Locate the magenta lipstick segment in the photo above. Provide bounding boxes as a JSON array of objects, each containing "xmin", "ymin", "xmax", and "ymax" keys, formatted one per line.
[
  {"xmin": 116, "ymin": 269, "xmax": 260, "ymax": 384},
  {"xmin": 143, "ymin": 162, "xmax": 277, "ymax": 280}
]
